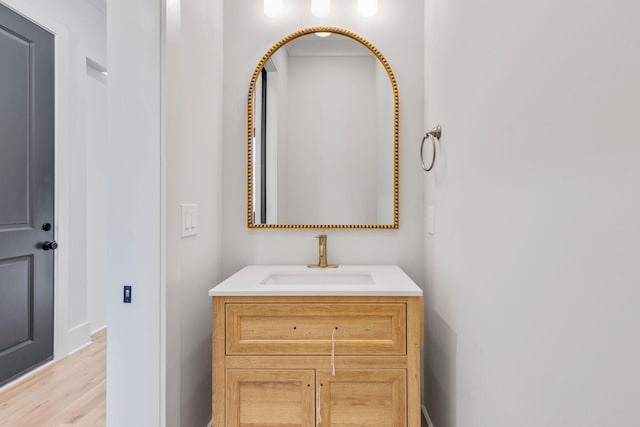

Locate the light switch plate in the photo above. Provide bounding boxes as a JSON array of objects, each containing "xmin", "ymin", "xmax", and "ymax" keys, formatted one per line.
[{"xmin": 181, "ymin": 204, "xmax": 198, "ymax": 237}]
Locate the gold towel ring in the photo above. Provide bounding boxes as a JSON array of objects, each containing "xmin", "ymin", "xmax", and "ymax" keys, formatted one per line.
[{"xmin": 420, "ymin": 125, "xmax": 442, "ymax": 172}]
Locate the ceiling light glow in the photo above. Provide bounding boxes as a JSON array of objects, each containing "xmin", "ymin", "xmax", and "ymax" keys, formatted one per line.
[
  {"xmin": 264, "ymin": 0, "xmax": 283, "ymax": 17},
  {"xmin": 358, "ymin": 0, "xmax": 377, "ymax": 17},
  {"xmin": 311, "ymin": 0, "xmax": 331, "ymax": 18}
]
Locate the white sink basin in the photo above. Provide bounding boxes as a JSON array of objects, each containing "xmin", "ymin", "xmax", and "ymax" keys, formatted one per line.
[
  {"xmin": 261, "ymin": 271, "xmax": 375, "ymax": 285},
  {"xmin": 209, "ymin": 265, "xmax": 422, "ymax": 296}
]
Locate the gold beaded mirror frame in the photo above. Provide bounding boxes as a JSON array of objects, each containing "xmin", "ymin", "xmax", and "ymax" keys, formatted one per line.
[{"xmin": 247, "ymin": 27, "xmax": 399, "ymax": 229}]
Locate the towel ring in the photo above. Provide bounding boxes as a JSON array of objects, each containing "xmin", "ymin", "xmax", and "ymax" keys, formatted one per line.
[{"xmin": 420, "ymin": 125, "xmax": 442, "ymax": 172}]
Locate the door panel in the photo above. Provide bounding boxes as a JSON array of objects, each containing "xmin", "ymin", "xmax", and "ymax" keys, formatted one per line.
[
  {"xmin": 0, "ymin": 4, "xmax": 55, "ymax": 386},
  {"xmin": 317, "ymin": 369, "xmax": 407, "ymax": 427},
  {"xmin": 226, "ymin": 369, "xmax": 316, "ymax": 427},
  {"xmin": 0, "ymin": 13, "xmax": 30, "ymax": 226},
  {"xmin": 0, "ymin": 256, "xmax": 32, "ymax": 352}
]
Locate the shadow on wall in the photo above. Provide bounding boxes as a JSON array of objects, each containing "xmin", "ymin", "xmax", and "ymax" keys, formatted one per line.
[{"xmin": 425, "ymin": 311, "xmax": 457, "ymax": 427}]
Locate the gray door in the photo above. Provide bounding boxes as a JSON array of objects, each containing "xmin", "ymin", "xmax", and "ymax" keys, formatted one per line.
[{"xmin": 0, "ymin": 4, "xmax": 55, "ymax": 386}]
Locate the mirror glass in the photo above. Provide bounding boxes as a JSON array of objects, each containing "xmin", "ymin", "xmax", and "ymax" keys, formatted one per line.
[{"xmin": 248, "ymin": 28, "xmax": 398, "ymax": 229}]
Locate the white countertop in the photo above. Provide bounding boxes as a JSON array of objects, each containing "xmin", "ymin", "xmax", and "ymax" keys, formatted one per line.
[{"xmin": 208, "ymin": 265, "xmax": 423, "ymax": 296}]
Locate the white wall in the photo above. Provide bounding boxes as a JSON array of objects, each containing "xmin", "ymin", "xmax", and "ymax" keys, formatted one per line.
[
  {"xmin": 0, "ymin": 0, "xmax": 106, "ymax": 357},
  {"xmin": 222, "ymin": 0, "xmax": 425, "ymax": 285},
  {"xmin": 165, "ymin": 0, "xmax": 223, "ymax": 425},
  {"xmin": 266, "ymin": 50, "xmax": 287, "ymax": 223},
  {"xmin": 286, "ymin": 55, "xmax": 378, "ymax": 224},
  {"xmin": 424, "ymin": 1, "xmax": 640, "ymax": 426},
  {"xmin": 375, "ymin": 60, "xmax": 394, "ymax": 221},
  {"xmin": 106, "ymin": 0, "xmax": 161, "ymax": 425},
  {"xmin": 273, "ymin": 49, "xmax": 290, "ymax": 223},
  {"xmin": 107, "ymin": 1, "xmax": 223, "ymax": 425},
  {"xmin": 85, "ymin": 62, "xmax": 108, "ymax": 334}
]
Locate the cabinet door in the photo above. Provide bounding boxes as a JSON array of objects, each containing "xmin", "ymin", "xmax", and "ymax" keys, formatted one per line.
[
  {"xmin": 316, "ymin": 369, "xmax": 406, "ymax": 427},
  {"xmin": 226, "ymin": 369, "xmax": 315, "ymax": 427}
]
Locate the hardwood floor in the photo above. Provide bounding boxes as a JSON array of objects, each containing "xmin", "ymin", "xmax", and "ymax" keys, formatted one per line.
[{"xmin": 0, "ymin": 329, "xmax": 106, "ymax": 427}]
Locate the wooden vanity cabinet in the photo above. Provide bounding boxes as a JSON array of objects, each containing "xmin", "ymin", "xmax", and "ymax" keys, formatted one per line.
[{"xmin": 212, "ymin": 296, "xmax": 424, "ymax": 427}]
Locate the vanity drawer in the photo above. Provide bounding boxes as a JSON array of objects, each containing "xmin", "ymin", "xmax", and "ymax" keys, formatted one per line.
[{"xmin": 225, "ymin": 303, "xmax": 406, "ymax": 355}]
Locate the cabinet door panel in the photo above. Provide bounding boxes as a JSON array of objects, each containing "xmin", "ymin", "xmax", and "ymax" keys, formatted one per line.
[
  {"xmin": 226, "ymin": 303, "xmax": 406, "ymax": 355},
  {"xmin": 226, "ymin": 369, "xmax": 315, "ymax": 427},
  {"xmin": 317, "ymin": 369, "xmax": 406, "ymax": 427}
]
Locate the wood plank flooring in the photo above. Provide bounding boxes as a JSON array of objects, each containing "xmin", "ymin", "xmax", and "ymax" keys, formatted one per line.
[{"xmin": 0, "ymin": 329, "xmax": 106, "ymax": 427}]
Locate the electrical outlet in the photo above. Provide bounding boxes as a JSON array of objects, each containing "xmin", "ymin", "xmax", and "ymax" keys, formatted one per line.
[{"xmin": 123, "ymin": 285, "xmax": 132, "ymax": 303}]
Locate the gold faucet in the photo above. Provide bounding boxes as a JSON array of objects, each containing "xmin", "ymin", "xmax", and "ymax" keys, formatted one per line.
[{"xmin": 308, "ymin": 234, "xmax": 338, "ymax": 268}]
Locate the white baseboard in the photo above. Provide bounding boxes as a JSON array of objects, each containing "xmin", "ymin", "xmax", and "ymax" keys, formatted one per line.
[
  {"xmin": 67, "ymin": 338, "xmax": 93, "ymax": 356},
  {"xmin": 422, "ymin": 404, "xmax": 435, "ymax": 427},
  {"xmin": 66, "ymin": 321, "xmax": 91, "ymax": 355},
  {"xmin": 90, "ymin": 324, "xmax": 107, "ymax": 336}
]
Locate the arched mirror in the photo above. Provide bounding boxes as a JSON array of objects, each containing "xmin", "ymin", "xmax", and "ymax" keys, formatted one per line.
[{"xmin": 247, "ymin": 27, "xmax": 399, "ymax": 229}]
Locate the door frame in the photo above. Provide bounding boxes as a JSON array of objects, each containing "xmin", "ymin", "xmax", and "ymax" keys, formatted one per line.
[{"xmin": 0, "ymin": 0, "xmax": 73, "ymax": 361}]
